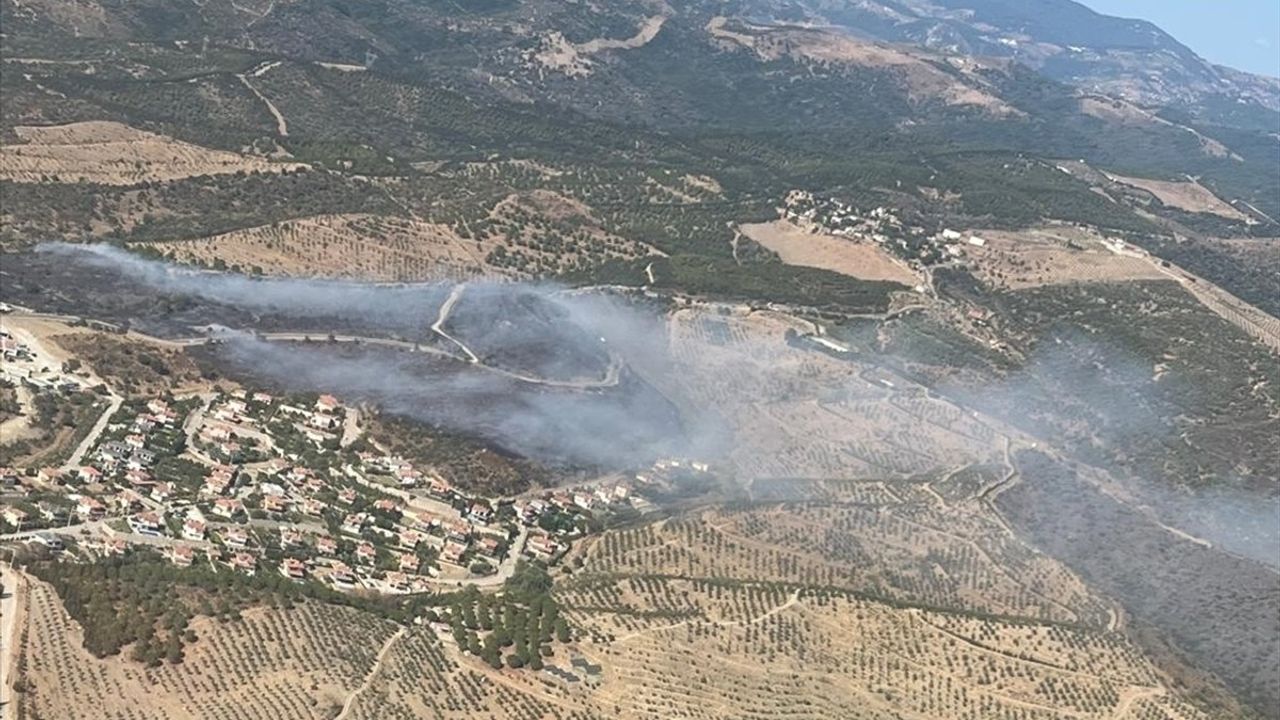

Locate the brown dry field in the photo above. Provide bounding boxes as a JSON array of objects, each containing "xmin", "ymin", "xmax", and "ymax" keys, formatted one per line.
[
  {"xmin": 0, "ymin": 121, "xmax": 304, "ymax": 185},
  {"xmin": 739, "ymin": 220, "xmax": 919, "ymax": 284},
  {"xmin": 1106, "ymin": 173, "xmax": 1249, "ymax": 220},
  {"xmin": 961, "ymin": 227, "xmax": 1167, "ymax": 290}
]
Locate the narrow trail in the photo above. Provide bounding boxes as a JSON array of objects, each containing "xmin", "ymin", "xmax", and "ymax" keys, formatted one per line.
[
  {"xmin": 617, "ymin": 589, "xmax": 801, "ymax": 643},
  {"xmin": 333, "ymin": 626, "xmax": 407, "ymax": 720},
  {"xmin": 237, "ymin": 74, "xmax": 288, "ymax": 137},
  {"xmin": 430, "ymin": 284, "xmax": 480, "ymax": 364},
  {"xmin": 1110, "ymin": 686, "xmax": 1166, "ymax": 720}
]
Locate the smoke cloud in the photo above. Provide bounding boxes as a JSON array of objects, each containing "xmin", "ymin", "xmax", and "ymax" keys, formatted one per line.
[{"xmin": 37, "ymin": 242, "xmax": 724, "ymax": 469}]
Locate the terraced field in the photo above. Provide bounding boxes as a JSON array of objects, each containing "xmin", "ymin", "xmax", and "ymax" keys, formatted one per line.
[
  {"xmin": 0, "ymin": 122, "xmax": 302, "ymax": 185},
  {"xmin": 555, "ymin": 509, "xmax": 1211, "ymax": 720},
  {"xmin": 16, "ymin": 578, "xmax": 399, "ymax": 720}
]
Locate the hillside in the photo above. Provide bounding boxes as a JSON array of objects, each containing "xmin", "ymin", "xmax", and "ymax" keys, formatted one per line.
[
  {"xmin": 1, "ymin": 2, "xmax": 1278, "ymax": 719},
  {"xmin": 1, "ymin": 0, "xmax": 1277, "ymax": 309}
]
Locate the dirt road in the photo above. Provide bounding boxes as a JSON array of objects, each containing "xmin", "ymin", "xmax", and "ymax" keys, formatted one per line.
[
  {"xmin": 430, "ymin": 284, "xmax": 480, "ymax": 363},
  {"xmin": 333, "ymin": 626, "xmax": 407, "ymax": 720},
  {"xmin": 60, "ymin": 394, "xmax": 122, "ymax": 472}
]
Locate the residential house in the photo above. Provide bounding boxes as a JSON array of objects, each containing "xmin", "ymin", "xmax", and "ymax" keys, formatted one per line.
[
  {"xmin": 329, "ymin": 562, "xmax": 356, "ymax": 587},
  {"xmin": 262, "ymin": 495, "xmax": 290, "ymax": 514},
  {"xmin": 396, "ymin": 466, "xmax": 422, "ymax": 488},
  {"xmin": 341, "ymin": 513, "xmax": 367, "ymax": 536},
  {"xmin": 280, "ymin": 528, "xmax": 304, "ymax": 548},
  {"xmin": 203, "ymin": 473, "xmax": 232, "ymax": 497},
  {"xmin": 526, "ymin": 533, "xmax": 560, "ymax": 559},
  {"xmin": 168, "ymin": 545, "xmax": 195, "ymax": 567},
  {"xmin": 315, "ymin": 536, "xmax": 338, "ymax": 556},
  {"xmin": 76, "ymin": 496, "xmax": 106, "ymax": 520},
  {"xmin": 204, "ymin": 426, "xmax": 232, "ymax": 442},
  {"xmin": 445, "ymin": 521, "xmax": 472, "ymax": 542},
  {"xmin": 77, "ymin": 466, "xmax": 103, "ymax": 484},
  {"xmin": 398, "ymin": 552, "xmax": 419, "ymax": 573},
  {"xmin": 440, "ymin": 540, "xmax": 467, "ymax": 565},
  {"xmin": 223, "ymin": 527, "xmax": 250, "ymax": 549},
  {"xmin": 2, "ymin": 507, "xmax": 28, "ymax": 528},
  {"xmin": 212, "ymin": 497, "xmax": 243, "ymax": 519},
  {"xmin": 116, "ymin": 490, "xmax": 143, "ymax": 513},
  {"xmin": 476, "ymin": 536, "xmax": 502, "ymax": 558},
  {"xmin": 149, "ymin": 482, "xmax": 174, "ymax": 503},
  {"xmin": 429, "ymin": 477, "xmax": 451, "ymax": 497},
  {"xmin": 182, "ymin": 518, "xmax": 207, "ymax": 541},
  {"xmin": 355, "ymin": 542, "xmax": 377, "ymax": 565},
  {"xmin": 467, "ymin": 502, "xmax": 493, "ymax": 524},
  {"xmin": 129, "ymin": 511, "xmax": 163, "ymax": 536},
  {"xmin": 399, "ymin": 530, "xmax": 421, "ymax": 550},
  {"xmin": 126, "ymin": 449, "xmax": 156, "ymax": 469},
  {"xmin": 280, "ymin": 558, "xmax": 307, "ymax": 580},
  {"xmin": 231, "ymin": 553, "xmax": 256, "ymax": 575}
]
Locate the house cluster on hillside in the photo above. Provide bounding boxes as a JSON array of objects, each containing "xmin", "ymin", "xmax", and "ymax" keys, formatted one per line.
[{"xmin": 2, "ymin": 379, "xmax": 684, "ymax": 595}]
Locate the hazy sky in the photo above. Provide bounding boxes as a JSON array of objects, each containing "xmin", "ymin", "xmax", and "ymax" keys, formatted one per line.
[{"xmin": 1080, "ymin": 1, "xmax": 1280, "ymax": 76}]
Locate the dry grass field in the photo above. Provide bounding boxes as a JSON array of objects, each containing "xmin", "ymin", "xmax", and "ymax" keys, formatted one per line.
[
  {"xmin": 0, "ymin": 122, "xmax": 303, "ymax": 185},
  {"xmin": 139, "ymin": 214, "xmax": 502, "ymax": 282},
  {"xmin": 1105, "ymin": 173, "xmax": 1251, "ymax": 220},
  {"xmin": 959, "ymin": 227, "xmax": 1167, "ymax": 290},
  {"xmin": 140, "ymin": 189, "xmax": 655, "ymax": 281},
  {"xmin": 739, "ymin": 220, "xmax": 920, "ymax": 284}
]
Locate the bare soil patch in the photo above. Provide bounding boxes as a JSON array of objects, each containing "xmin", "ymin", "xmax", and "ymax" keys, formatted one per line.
[
  {"xmin": 740, "ymin": 220, "xmax": 918, "ymax": 284},
  {"xmin": 1106, "ymin": 173, "xmax": 1250, "ymax": 221}
]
